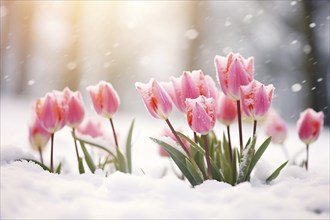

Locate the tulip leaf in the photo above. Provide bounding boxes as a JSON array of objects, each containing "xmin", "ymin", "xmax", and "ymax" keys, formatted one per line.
[
  {"xmin": 266, "ymin": 161, "xmax": 288, "ymax": 183},
  {"xmin": 177, "ymin": 131, "xmax": 205, "ymax": 155},
  {"xmin": 125, "ymin": 119, "xmax": 135, "ymax": 174},
  {"xmin": 73, "ymin": 135, "xmax": 116, "ymax": 159},
  {"xmin": 193, "ymin": 150, "xmax": 208, "ymax": 179},
  {"xmin": 80, "ymin": 141, "xmax": 96, "ymax": 173},
  {"xmin": 116, "ymin": 147, "xmax": 127, "ymax": 173},
  {"xmin": 209, "ymin": 158, "xmax": 223, "ymax": 182},
  {"xmin": 237, "ymin": 137, "xmax": 256, "ymax": 184},
  {"xmin": 185, "ymin": 158, "xmax": 204, "ymax": 184},
  {"xmin": 78, "ymin": 157, "xmax": 85, "ymax": 174},
  {"xmin": 150, "ymin": 137, "xmax": 200, "ymax": 186},
  {"xmin": 55, "ymin": 162, "xmax": 62, "ymax": 174},
  {"xmin": 16, "ymin": 158, "xmax": 51, "ymax": 172},
  {"xmin": 246, "ymin": 136, "xmax": 271, "ymax": 179}
]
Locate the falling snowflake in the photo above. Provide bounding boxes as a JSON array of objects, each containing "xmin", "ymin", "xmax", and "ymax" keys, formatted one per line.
[
  {"xmin": 309, "ymin": 23, "xmax": 316, "ymax": 28},
  {"xmin": 185, "ymin": 29, "xmax": 199, "ymax": 40},
  {"xmin": 291, "ymin": 83, "xmax": 302, "ymax": 92}
]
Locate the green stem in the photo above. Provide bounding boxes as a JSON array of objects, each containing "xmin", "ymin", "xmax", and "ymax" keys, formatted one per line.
[
  {"xmin": 306, "ymin": 144, "xmax": 309, "ymax": 171},
  {"xmin": 38, "ymin": 146, "xmax": 44, "ymax": 164},
  {"xmin": 165, "ymin": 119, "xmax": 190, "ymax": 157},
  {"xmin": 72, "ymin": 128, "xmax": 81, "ymax": 167},
  {"xmin": 109, "ymin": 118, "xmax": 119, "ymax": 149},
  {"xmin": 253, "ymin": 120, "xmax": 257, "ymax": 137},
  {"xmin": 50, "ymin": 133, "xmax": 54, "ymax": 172},
  {"xmin": 203, "ymin": 134, "xmax": 212, "ymax": 179},
  {"xmin": 237, "ymin": 100, "xmax": 243, "ymax": 153},
  {"xmin": 193, "ymin": 131, "xmax": 198, "ymax": 143},
  {"xmin": 226, "ymin": 125, "xmax": 233, "ymax": 163}
]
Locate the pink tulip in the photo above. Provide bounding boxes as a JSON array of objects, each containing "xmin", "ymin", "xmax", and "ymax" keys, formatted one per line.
[
  {"xmin": 186, "ymin": 95, "xmax": 216, "ymax": 135},
  {"xmin": 29, "ymin": 116, "xmax": 51, "ymax": 151},
  {"xmin": 215, "ymin": 52, "xmax": 254, "ymax": 100},
  {"xmin": 36, "ymin": 92, "xmax": 66, "ymax": 133},
  {"xmin": 59, "ymin": 88, "xmax": 85, "ymax": 128},
  {"xmin": 135, "ymin": 78, "xmax": 172, "ymax": 119},
  {"xmin": 240, "ymin": 80, "xmax": 274, "ymax": 120},
  {"xmin": 264, "ymin": 109, "xmax": 288, "ymax": 144},
  {"xmin": 163, "ymin": 70, "xmax": 218, "ymax": 113},
  {"xmin": 87, "ymin": 81, "xmax": 120, "ymax": 119},
  {"xmin": 297, "ymin": 108, "xmax": 324, "ymax": 145},
  {"xmin": 77, "ymin": 119, "xmax": 104, "ymax": 138},
  {"xmin": 216, "ymin": 92, "xmax": 237, "ymax": 126}
]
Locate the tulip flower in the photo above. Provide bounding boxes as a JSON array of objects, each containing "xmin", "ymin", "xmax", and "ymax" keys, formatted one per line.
[
  {"xmin": 264, "ymin": 109, "xmax": 287, "ymax": 145},
  {"xmin": 216, "ymin": 92, "xmax": 238, "ymax": 162},
  {"xmin": 29, "ymin": 116, "xmax": 51, "ymax": 164},
  {"xmin": 77, "ymin": 120, "xmax": 104, "ymax": 138},
  {"xmin": 163, "ymin": 70, "xmax": 218, "ymax": 113},
  {"xmin": 264, "ymin": 109, "xmax": 289, "ymax": 159},
  {"xmin": 216, "ymin": 92, "xmax": 237, "ymax": 126},
  {"xmin": 186, "ymin": 96, "xmax": 216, "ymax": 135},
  {"xmin": 136, "ymin": 79, "xmax": 172, "ymax": 120},
  {"xmin": 185, "ymin": 95, "xmax": 216, "ymax": 178},
  {"xmin": 36, "ymin": 92, "xmax": 66, "ymax": 133},
  {"xmin": 87, "ymin": 81, "xmax": 120, "ymax": 149},
  {"xmin": 56, "ymin": 87, "xmax": 85, "ymax": 172},
  {"xmin": 240, "ymin": 80, "xmax": 274, "ymax": 137},
  {"xmin": 297, "ymin": 108, "xmax": 324, "ymax": 170},
  {"xmin": 136, "ymin": 79, "xmax": 189, "ymax": 156},
  {"xmin": 61, "ymin": 88, "xmax": 85, "ymax": 128},
  {"xmin": 36, "ymin": 92, "xmax": 66, "ymax": 172},
  {"xmin": 87, "ymin": 81, "xmax": 120, "ymax": 119},
  {"xmin": 214, "ymin": 52, "xmax": 254, "ymax": 152}
]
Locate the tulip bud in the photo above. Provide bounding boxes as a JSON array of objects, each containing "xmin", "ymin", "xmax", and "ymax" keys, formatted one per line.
[
  {"xmin": 135, "ymin": 78, "xmax": 172, "ymax": 120},
  {"xmin": 216, "ymin": 92, "xmax": 237, "ymax": 126},
  {"xmin": 87, "ymin": 81, "xmax": 120, "ymax": 119},
  {"xmin": 36, "ymin": 92, "xmax": 66, "ymax": 133},
  {"xmin": 240, "ymin": 80, "xmax": 274, "ymax": 120},
  {"xmin": 215, "ymin": 52, "xmax": 254, "ymax": 100},
  {"xmin": 29, "ymin": 116, "xmax": 51, "ymax": 151},
  {"xmin": 185, "ymin": 95, "xmax": 216, "ymax": 135},
  {"xmin": 264, "ymin": 109, "xmax": 287, "ymax": 144},
  {"xmin": 297, "ymin": 108, "xmax": 324, "ymax": 145}
]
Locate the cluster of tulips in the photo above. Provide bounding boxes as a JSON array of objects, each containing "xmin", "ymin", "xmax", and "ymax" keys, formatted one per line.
[
  {"xmin": 27, "ymin": 51, "xmax": 324, "ymax": 187},
  {"xmin": 28, "ymin": 82, "xmax": 134, "ymax": 174},
  {"xmin": 135, "ymin": 52, "xmax": 324, "ymax": 186}
]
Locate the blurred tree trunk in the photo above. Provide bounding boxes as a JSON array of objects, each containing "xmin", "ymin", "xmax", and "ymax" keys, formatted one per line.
[
  {"xmin": 301, "ymin": 1, "xmax": 329, "ymax": 125},
  {"xmin": 186, "ymin": 1, "xmax": 200, "ymax": 71},
  {"xmin": 5, "ymin": 1, "xmax": 34, "ymax": 94},
  {"xmin": 60, "ymin": 2, "xmax": 82, "ymax": 90}
]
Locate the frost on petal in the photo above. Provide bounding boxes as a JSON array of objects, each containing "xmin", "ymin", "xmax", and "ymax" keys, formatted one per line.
[
  {"xmin": 135, "ymin": 80, "xmax": 158, "ymax": 119},
  {"xmin": 215, "ymin": 55, "xmax": 229, "ymax": 96},
  {"xmin": 153, "ymin": 80, "xmax": 172, "ymax": 119}
]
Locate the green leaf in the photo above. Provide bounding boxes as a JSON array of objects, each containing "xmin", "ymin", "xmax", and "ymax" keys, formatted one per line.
[
  {"xmin": 177, "ymin": 131, "xmax": 205, "ymax": 155},
  {"xmin": 73, "ymin": 134, "xmax": 116, "ymax": 158},
  {"xmin": 150, "ymin": 137, "xmax": 200, "ymax": 186},
  {"xmin": 116, "ymin": 147, "xmax": 127, "ymax": 173},
  {"xmin": 16, "ymin": 158, "xmax": 51, "ymax": 172},
  {"xmin": 80, "ymin": 141, "xmax": 96, "ymax": 173},
  {"xmin": 236, "ymin": 137, "xmax": 256, "ymax": 184},
  {"xmin": 209, "ymin": 158, "xmax": 223, "ymax": 182},
  {"xmin": 193, "ymin": 151, "xmax": 208, "ymax": 179},
  {"xmin": 185, "ymin": 158, "xmax": 204, "ymax": 184},
  {"xmin": 55, "ymin": 162, "xmax": 62, "ymax": 174},
  {"xmin": 266, "ymin": 161, "xmax": 288, "ymax": 183},
  {"xmin": 246, "ymin": 136, "xmax": 271, "ymax": 179},
  {"xmin": 78, "ymin": 157, "xmax": 85, "ymax": 174},
  {"xmin": 125, "ymin": 119, "xmax": 135, "ymax": 174}
]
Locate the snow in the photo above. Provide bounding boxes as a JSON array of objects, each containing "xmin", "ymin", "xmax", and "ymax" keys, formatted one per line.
[{"xmin": 1, "ymin": 97, "xmax": 329, "ymax": 219}]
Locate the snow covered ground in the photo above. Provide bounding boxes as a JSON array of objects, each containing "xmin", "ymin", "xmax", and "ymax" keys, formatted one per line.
[{"xmin": 1, "ymin": 96, "xmax": 329, "ymax": 219}]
